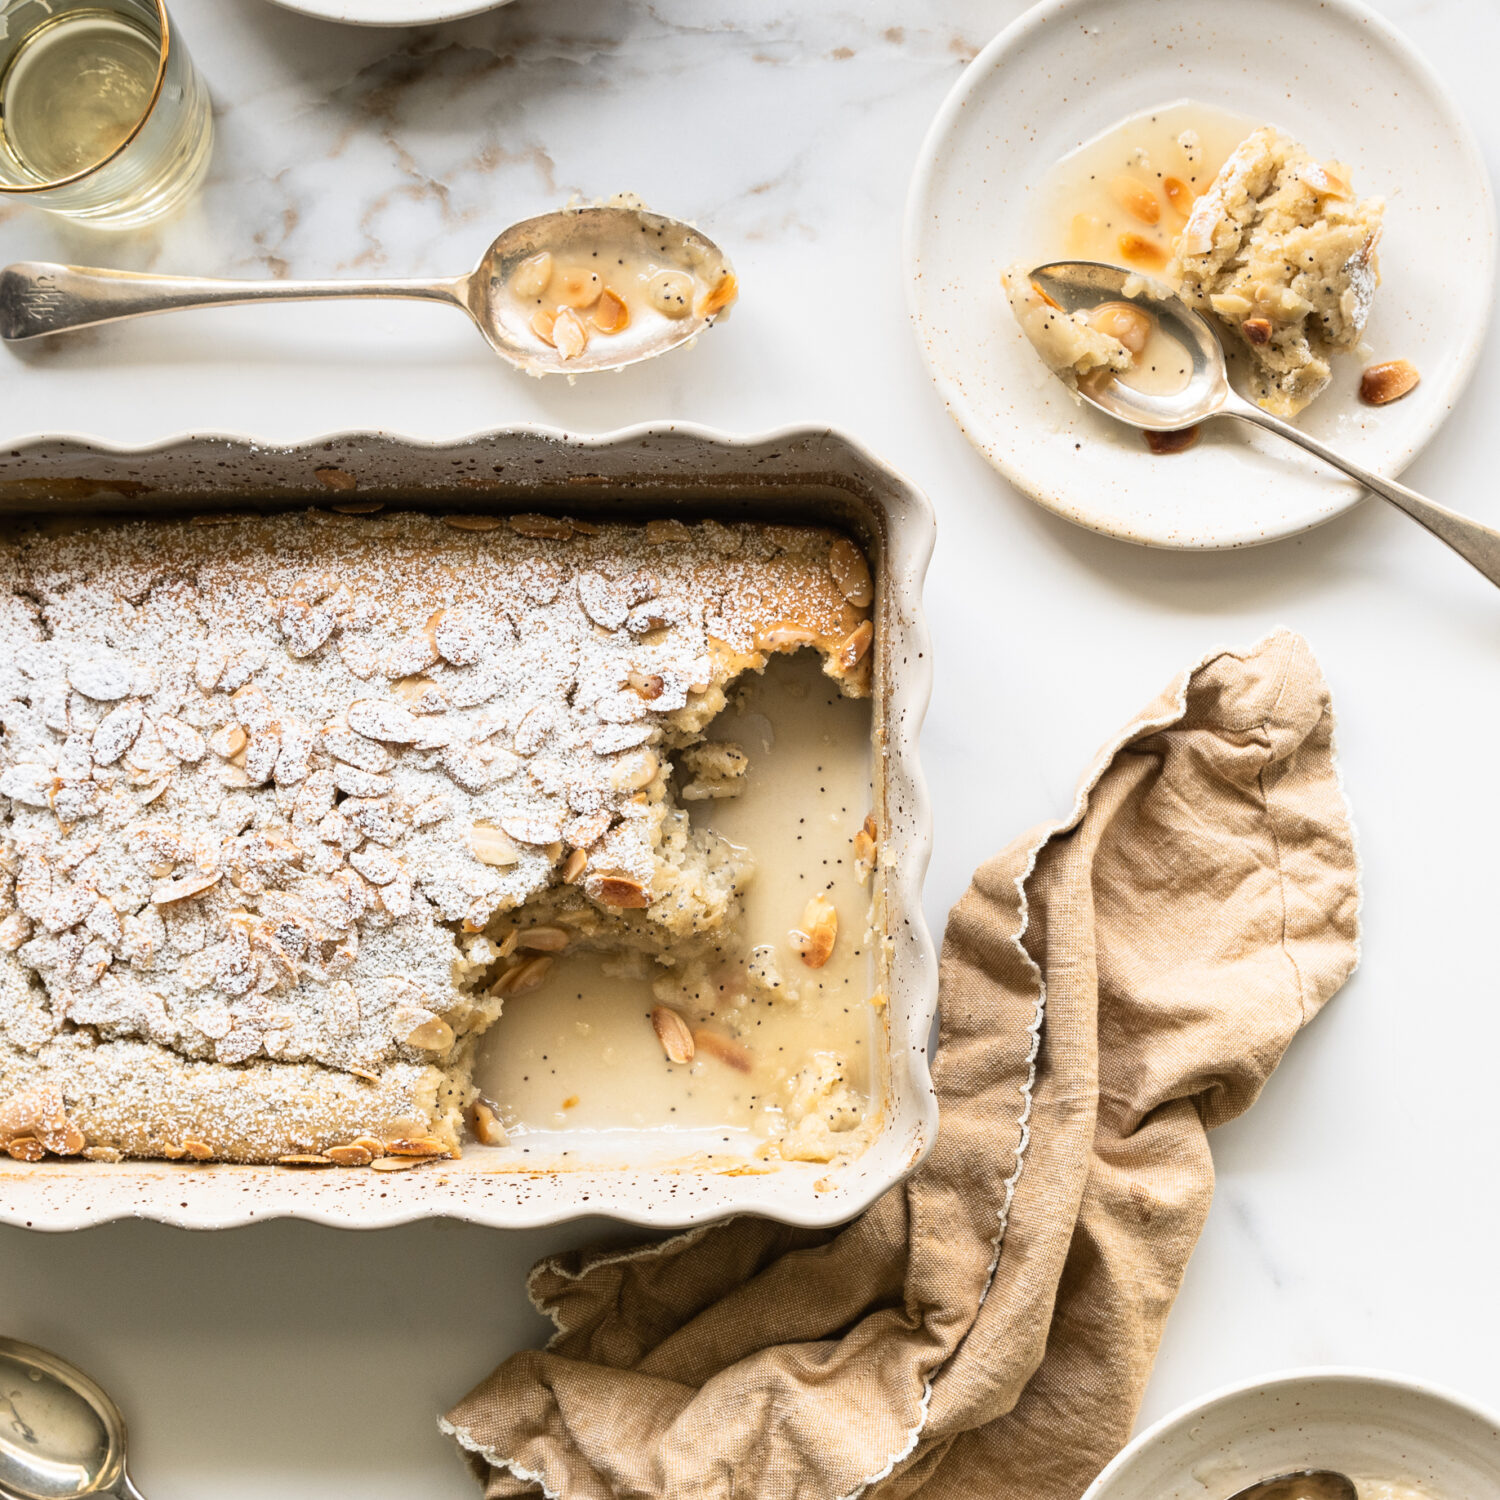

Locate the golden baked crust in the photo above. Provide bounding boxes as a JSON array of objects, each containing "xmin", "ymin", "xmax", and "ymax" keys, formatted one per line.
[{"xmin": 0, "ymin": 509, "xmax": 872, "ymax": 1165}]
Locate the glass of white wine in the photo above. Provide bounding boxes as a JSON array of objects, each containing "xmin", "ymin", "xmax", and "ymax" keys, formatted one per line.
[{"xmin": 0, "ymin": 0, "xmax": 212, "ymax": 227}]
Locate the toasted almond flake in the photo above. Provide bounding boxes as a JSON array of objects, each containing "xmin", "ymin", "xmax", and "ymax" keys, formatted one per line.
[
  {"xmin": 828, "ymin": 538, "xmax": 874, "ymax": 607},
  {"xmin": 790, "ymin": 892, "xmax": 838, "ymax": 968},
  {"xmin": 182, "ymin": 1139, "xmax": 213, "ymax": 1160},
  {"xmin": 6, "ymin": 1136, "xmax": 45, "ymax": 1161},
  {"xmin": 467, "ymin": 821, "xmax": 521, "ymax": 868},
  {"xmin": 517, "ymin": 925, "xmax": 568, "ymax": 952},
  {"xmin": 351, "ymin": 1136, "xmax": 386, "ymax": 1157},
  {"xmin": 1241, "ymin": 317, "xmax": 1274, "ymax": 346},
  {"xmin": 469, "ymin": 1100, "xmax": 508, "ymax": 1146},
  {"xmin": 652, "ymin": 1006, "xmax": 695, "ymax": 1064},
  {"xmin": 69, "ymin": 654, "xmax": 132, "ymax": 702},
  {"xmin": 692, "ymin": 1028, "xmax": 753, "ymax": 1072},
  {"xmin": 511, "ymin": 251, "xmax": 554, "ymax": 299},
  {"xmin": 278, "ymin": 1154, "xmax": 336, "ymax": 1167},
  {"xmin": 608, "ymin": 748, "xmax": 659, "ymax": 793},
  {"xmin": 591, "ymin": 873, "xmax": 650, "ymax": 908},
  {"xmin": 643, "ymin": 518, "xmax": 691, "ymax": 545},
  {"xmin": 331, "ymin": 500, "xmax": 384, "ymax": 515},
  {"xmin": 508, "ymin": 513, "xmax": 574, "ymax": 540},
  {"xmin": 209, "ymin": 724, "xmax": 248, "ymax": 760},
  {"xmin": 347, "ymin": 698, "xmax": 422, "ymax": 744},
  {"xmin": 385, "ymin": 1136, "xmax": 453, "ymax": 1158},
  {"xmin": 82, "ymin": 1146, "xmax": 123, "ymax": 1163},
  {"xmin": 314, "ymin": 467, "xmax": 358, "ymax": 492},
  {"xmin": 152, "ymin": 870, "xmax": 223, "ymax": 905},
  {"xmin": 1109, "ymin": 174, "xmax": 1161, "ymax": 225},
  {"xmin": 404, "ymin": 1016, "xmax": 455, "ymax": 1051},
  {"xmin": 325, "ymin": 1144, "xmax": 374, "ymax": 1167},
  {"xmin": 1163, "ymin": 176, "xmax": 1194, "ymax": 213},
  {"xmin": 530, "ymin": 308, "xmax": 557, "ymax": 346},
  {"xmin": 1118, "ymin": 233, "xmax": 1169, "ymax": 271},
  {"xmin": 695, "ymin": 272, "xmax": 739, "ymax": 319},
  {"xmin": 513, "ymin": 703, "xmax": 556, "ymax": 756},
  {"xmin": 501, "ymin": 815, "xmax": 563, "ymax": 847},
  {"xmin": 592, "ymin": 287, "xmax": 630, "ymax": 334},
  {"xmin": 494, "ymin": 954, "xmax": 553, "ymax": 996},
  {"xmin": 836, "ymin": 620, "xmax": 874, "ymax": 671},
  {"xmin": 157, "ymin": 716, "xmax": 206, "ymax": 763},
  {"xmin": 562, "ymin": 848, "xmax": 588, "ymax": 883},
  {"xmin": 441, "ymin": 514, "xmax": 505, "ymax": 532},
  {"xmin": 369, "ymin": 1155, "xmax": 421, "ymax": 1172}
]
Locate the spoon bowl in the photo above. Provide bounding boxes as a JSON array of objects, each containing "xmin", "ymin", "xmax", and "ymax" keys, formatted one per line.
[
  {"xmin": 0, "ymin": 1339, "xmax": 140, "ymax": 1500},
  {"xmin": 1225, "ymin": 1470, "xmax": 1359, "ymax": 1500},
  {"xmin": 1028, "ymin": 260, "xmax": 1228, "ymax": 431}
]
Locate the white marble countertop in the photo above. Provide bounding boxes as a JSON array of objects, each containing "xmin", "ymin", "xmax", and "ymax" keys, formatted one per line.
[{"xmin": 1, "ymin": 0, "xmax": 1498, "ymax": 1494}]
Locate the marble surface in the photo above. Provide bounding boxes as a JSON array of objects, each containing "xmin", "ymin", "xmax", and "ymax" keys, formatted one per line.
[{"xmin": 1, "ymin": 0, "xmax": 1498, "ymax": 1495}]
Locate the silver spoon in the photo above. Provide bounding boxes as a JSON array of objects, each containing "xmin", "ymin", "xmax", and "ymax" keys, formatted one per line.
[
  {"xmin": 0, "ymin": 1337, "xmax": 143, "ymax": 1500},
  {"xmin": 1027, "ymin": 260, "xmax": 1500, "ymax": 587},
  {"xmin": 1225, "ymin": 1469, "xmax": 1359, "ymax": 1500},
  {"xmin": 0, "ymin": 204, "xmax": 736, "ymax": 376}
]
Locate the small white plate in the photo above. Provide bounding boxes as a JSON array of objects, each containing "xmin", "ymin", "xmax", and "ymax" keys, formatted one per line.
[
  {"xmin": 1085, "ymin": 1367, "xmax": 1500, "ymax": 1500},
  {"xmin": 265, "ymin": 0, "xmax": 513, "ymax": 24},
  {"xmin": 904, "ymin": 0, "xmax": 1496, "ymax": 549}
]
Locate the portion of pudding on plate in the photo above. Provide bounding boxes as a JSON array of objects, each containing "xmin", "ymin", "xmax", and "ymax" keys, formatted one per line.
[
  {"xmin": 1169, "ymin": 126, "xmax": 1383, "ymax": 416},
  {"xmin": 1008, "ymin": 102, "xmax": 1386, "ymax": 418}
]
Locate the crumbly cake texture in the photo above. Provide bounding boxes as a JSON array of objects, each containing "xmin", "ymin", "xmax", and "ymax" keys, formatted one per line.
[
  {"xmin": 0, "ymin": 509, "xmax": 873, "ymax": 1166},
  {"xmin": 1001, "ymin": 265, "xmax": 1132, "ymax": 385},
  {"xmin": 1168, "ymin": 126, "xmax": 1384, "ymax": 417}
]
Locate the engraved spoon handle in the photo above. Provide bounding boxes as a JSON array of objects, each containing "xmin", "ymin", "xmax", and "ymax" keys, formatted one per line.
[
  {"xmin": 0, "ymin": 260, "xmax": 471, "ymax": 340},
  {"xmin": 1224, "ymin": 395, "xmax": 1500, "ymax": 589}
]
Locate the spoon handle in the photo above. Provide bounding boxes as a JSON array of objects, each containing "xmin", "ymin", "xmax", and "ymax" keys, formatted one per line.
[
  {"xmin": 0, "ymin": 261, "xmax": 470, "ymax": 341},
  {"xmin": 1225, "ymin": 398, "xmax": 1500, "ymax": 588}
]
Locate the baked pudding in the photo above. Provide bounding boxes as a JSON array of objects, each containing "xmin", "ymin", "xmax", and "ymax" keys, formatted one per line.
[{"xmin": 0, "ymin": 509, "xmax": 878, "ymax": 1168}]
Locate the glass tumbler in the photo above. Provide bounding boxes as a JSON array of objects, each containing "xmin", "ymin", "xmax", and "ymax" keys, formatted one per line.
[{"xmin": 0, "ymin": 0, "xmax": 212, "ymax": 227}]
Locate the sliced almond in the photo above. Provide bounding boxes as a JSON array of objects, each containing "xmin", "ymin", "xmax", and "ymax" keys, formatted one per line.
[
  {"xmin": 828, "ymin": 538, "xmax": 874, "ymax": 607},
  {"xmin": 1117, "ymin": 233, "xmax": 1169, "ymax": 272},
  {"xmin": 496, "ymin": 955, "xmax": 553, "ymax": 996},
  {"xmin": 1087, "ymin": 301, "xmax": 1152, "ymax": 358},
  {"xmin": 1240, "ymin": 317, "xmax": 1273, "ymax": 346},
  {"xmin": 790, "ymin": 892, "xmax": 838, "ymax": 968},
  {"xmin": 692, "ymin": 1027, "xmax": 752, "ymax": 1073},
  {"xmin": 652, "ymin": 1006, "xmax": 695, "ymax": 1064},
  {"xmin": 517, "ymin": 925, "xmax": 568, "ymax": 952},
  {"xmin": 1162, "ymin": 176, "xmax": 1194, "ymax": 214},
  {"xmin": 351, "ymin": 1136, "xmax": 387, "ymax": 1157},
  {"xmin": 531, "ymin": 308, "xmax": 557, "ymax": 346},
  {"xmin": 314, "ymin": 466, "xmax": 358, "ymax": 492},
  {"xmin": 501, "ymin": 815, "xmax": 563, "ymax": 848},
  {"xmin": 836, "ymin": 620, "xmax": 874, "ymax": 671},
  {"xmin": 152, "ymin": 870, "xmax": 223, "ymax": 905},
  {"xmin": 404, "ymin": 1016, "xmax": 456, "ymax": 1051},
  {"xmin": 1359, "ymin": 358, "xmax": 1420, "ymax": 406},
  {"xmin": 695, "ymin": 272, "xmax": 738, "ymax": 318},
  {"xmin": 552, "ymin": 307, "xmax": 589, "ymax": 360},
  {"xmin": 369, "ymin": 1155, "xmax": 421, "ymax": 1172},
  {"xmin": 590, "ymin": 873, "xmax": 650, "ymax": 909},
  {"xmin": 385, "ymin": 1136, "xmax": 453, "ymax": 1158},
  {"xmin": 182, "ymin": 1139, "xmax": 213, "ymax": 1161},
  {"xmin": 325, "ymin": 1144, "xmax": 374, "ymax": 1167},
  {"xmin": 592, "ymin": 287, "xmax": 630, "ymax": 334},
  {"xmin": 208, "ymin": 724, "xmax": 248, "ymax": 760},
  {"xmin": 509, "ymin": 513, "xmax": 574, "ymax": 540},
  {"xmin": 331, "ymin": 500, "xmax": 384, "ymax": 515},
  {"xmin": 561, "ymin": 848, "xmax": 588, "ymax": 883},
  {"xmin": 441, "ymin": 514, "xmax": 505, "ymax": 533},
  {"xmin": 277, "ymin": 1154, "xmax": 336, "ymax": 1167},
  {"xmin": 468, "ymin": 821, "xmax": 521, "ymax": 868},
  {"xmin": 5, "ymin": 1136, "xmax": 45, "ymax": 1162},
  {"xmin": 608, "ymin": 748, "xmax": 659, "ymax": 793},
  {"xmin": 511, "ymin": 251, "xmax": 554, "ymax": 300},
  {"xmin": 469, "ymin": 1100, "xmax": 508, "ymax": 1146}
]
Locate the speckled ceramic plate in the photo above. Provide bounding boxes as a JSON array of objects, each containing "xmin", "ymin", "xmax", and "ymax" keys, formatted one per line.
[
  {"xmin": 264, "ymin": 0, "xmax": 513, "ymax": 24},
  {"xmin": 904, "ymin": 0, "xmax": 1496, "ymax": 549},
  {"xmin": 1084, "ymin": 1368, "xmax": 1500, "ymax": 1499}
]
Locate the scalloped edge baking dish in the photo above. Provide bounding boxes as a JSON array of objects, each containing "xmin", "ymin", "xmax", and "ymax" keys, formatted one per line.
[{"xmin": 0, "ymin": 421, "xmax": 938, "ymax": 1231}]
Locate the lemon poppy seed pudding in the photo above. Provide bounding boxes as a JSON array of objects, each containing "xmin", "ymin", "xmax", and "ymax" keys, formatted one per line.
[{"xmin": 0, "ymin": 508, "xmax": 880, "ymax": 1169}]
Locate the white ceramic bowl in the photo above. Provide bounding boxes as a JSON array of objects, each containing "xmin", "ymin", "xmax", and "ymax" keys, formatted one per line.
[
  {"xmin": 1087, "ymin": 1369, "xmax": 1500, "ymax": 1500},
  {"xmin": 265, "ymin": 0, "xmax": 514, "ymax": 23},
  {"xmin": 904, "ymin": 0, "xmax": 1496, "ymax": 549}
]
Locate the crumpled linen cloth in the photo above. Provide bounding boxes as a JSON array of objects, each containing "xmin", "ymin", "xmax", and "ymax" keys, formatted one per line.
[{"xmin": 442, "ymin": 629, "xmax": 1361, "ymax": 1500}]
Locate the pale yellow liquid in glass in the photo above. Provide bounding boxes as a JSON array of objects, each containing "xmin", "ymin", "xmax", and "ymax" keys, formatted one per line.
[{"xmin": 1, "ymin": 9, "xmax": 158, "ymax": 182}]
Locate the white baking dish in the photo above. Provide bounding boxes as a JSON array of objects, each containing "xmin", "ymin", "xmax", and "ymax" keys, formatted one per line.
[{"xmin": 0, "ymin": 422, "xmax": 938, "ymax": 1231}]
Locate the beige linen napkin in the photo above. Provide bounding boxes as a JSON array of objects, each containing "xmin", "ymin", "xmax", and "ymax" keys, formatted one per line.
[{"xmin": 443, "ymin": 629, "xmax": 1360, "ymax": 1500}]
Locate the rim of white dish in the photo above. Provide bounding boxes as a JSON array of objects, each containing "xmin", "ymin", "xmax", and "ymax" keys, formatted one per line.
[
  {"xmin": 263, "ymin": 0, "xmax": 513, "ymax": 24},
  {"xmin": 1083, "ymin": 1365, "xmax": 1500, "ymax": 1498},
  {"xmin": 902, "ymin": 0, "xmax": 1498, "ymax": 551}
]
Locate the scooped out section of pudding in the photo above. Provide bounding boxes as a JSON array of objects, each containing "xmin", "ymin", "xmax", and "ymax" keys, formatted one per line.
[
  {"xmin": 1168, "ymin": 126, "xmax": 1384, "ymax": 416},
  {"xmin": 1000, "ymin": 266, "xmax": 1135, "ymax": 386}
]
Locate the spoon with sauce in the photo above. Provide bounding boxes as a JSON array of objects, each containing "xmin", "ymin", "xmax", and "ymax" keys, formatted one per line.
[
  {"xmin": 1026, "ymin": 260, "xmax": 1500, "ymax": 588},
  {"xmin": 0, "ymin": 1337, "xmax": 143, "ymax": 1500},
  {"xmin": 0, "ymin": 203, "xmax": 737, "ymax": 376},
  {"xmin": 1225, "ymin": 1469, "xmax": 1359, "ymax": 1500}
]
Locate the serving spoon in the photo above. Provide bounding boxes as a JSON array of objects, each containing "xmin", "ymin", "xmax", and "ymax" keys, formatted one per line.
[
  {"xmin": 0, "ymin": 204, "xmax": 735, "ymax": 376},
  {"xmin": 1028, "ymin": 260, "xmax": 1500, "ymax": 587},
  {"xmin": 1225, "ymin": 1469, "xmax": 1359, "ymax": 1500},
  {"xmin": 0, "ymin": 1337, "xmax": 143, "ymax": 1500}
]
